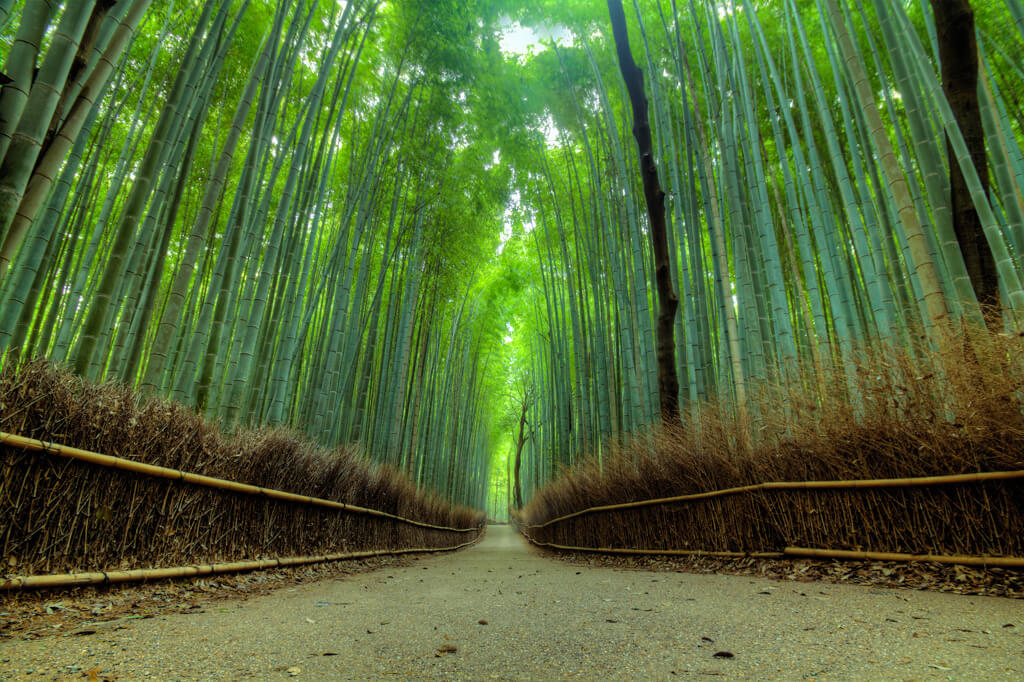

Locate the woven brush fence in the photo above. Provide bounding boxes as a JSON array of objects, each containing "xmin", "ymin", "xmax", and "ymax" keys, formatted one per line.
[
  {"xmin": 519, "ymin": 473, "xmax": 1024, "ymax": 566},
  {"xmin": 520, "ymin": 330, "xmax": 1024, "ymax": 566},
  {"xmin": 0, "ymin": 361, "xmax": 484, "ymax": 583},
  {"xmin": 518, "ymin": 376, "xmax": 1024, "ymax": 567}
]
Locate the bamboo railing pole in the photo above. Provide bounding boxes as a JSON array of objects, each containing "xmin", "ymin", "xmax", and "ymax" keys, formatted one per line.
[
  {"xmin": 784, "ymin": 547, "xmax": 1024, "ymax": 568},
  {"xmin": 0, "ymin": 538, "xmax": 483, "ymax": 590},
  {"xmin": 523, "ymin": 535, "xmax": 784, "ymax": 559},
  {"xmin": 519, "ymin": 532, "xmax": 1024, "ymax": 568},
  {"xmin": 0, "ymin": 431, "xmax": 479, "ymax": 533},
  {"xmin": 526, "ymin": 469, "xmax": 1024, "ymax": 528}
]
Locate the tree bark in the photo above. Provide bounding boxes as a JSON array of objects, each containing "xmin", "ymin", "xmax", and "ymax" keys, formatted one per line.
[
  {"xmin": 606, "ymin": 0, "xmax": 680, "ymax": 421},
  {"xmin": 930, "ymin": 0, "xmax": 999, "ymax": 312},
  {"xmin": 512, "ymin": 398, "xmax": 528, "ymax": 510}
]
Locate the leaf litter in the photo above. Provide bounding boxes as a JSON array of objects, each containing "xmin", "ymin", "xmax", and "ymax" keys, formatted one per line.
[
  {"xmin": 540, "ymin": 550, "xmax": 1023, "ymax": 599},
  {"xmin": 1, "ymin": 554, "xmax": 413, "ymax": 641}
]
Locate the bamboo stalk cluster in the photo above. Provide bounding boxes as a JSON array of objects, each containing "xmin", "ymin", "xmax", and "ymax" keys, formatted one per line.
[
  {"xmin": 0, "ymin": 1, "xmax": 493, "ymax": 509},
  {"xmin": 514, "ymin": 0, "xmax": 1024, "ymax": 502}
]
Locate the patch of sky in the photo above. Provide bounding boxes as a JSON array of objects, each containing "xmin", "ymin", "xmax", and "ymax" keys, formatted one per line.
[
  {"xmin": 498, "ymin": 16, "xmax": 574, "ymax": 57},
  {"xmin": 484, "ymin": 149, "xmax": 501, "ymax": 171},
  {"xmin": 497, "ymin": 189, "xmax": 536, "ymax": 255},
  {"xmin": 540, "ymin": 114, "xmax": 560, "ymax": 147},
  {"xmin": 497, "ymin": 189, "xmax": 520, "ymax": 255},
  {"xmin": 716, "ymin": 1, "xmax": 744, "ymax": 19}
]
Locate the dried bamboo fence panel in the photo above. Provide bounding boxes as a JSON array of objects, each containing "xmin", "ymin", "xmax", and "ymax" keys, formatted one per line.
[
  {"xmin": 517, "ymin": 471, "xmax": 1024, "ymax": 566},
  {"xmin": 524, "ymin": 470, "xmax": 1024, "ymax": 528},
  {"xmin": 0, "ymin": 432, "xmax": 476, "ymax": 532},
  {"xmin": 0, "ymin": 539, "xmax": 482, "ymax": 590},
  {"xmin": 0, "ymin": 361, "xmax": 484, "ymax": 579}
]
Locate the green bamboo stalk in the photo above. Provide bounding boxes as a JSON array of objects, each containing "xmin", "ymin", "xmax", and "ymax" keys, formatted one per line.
[
  {"xmin": 0, "ymin": 0, "xmax": 153, "ymax": 279},
  {"xmin": 886, "ymin": 0, "xmax": 1024, "ymax": 315},
  {"xmin": 822, "ymin": 0, "xmax": 950, "ymax": 333},
  {"xmin": 0, "ymin": 0, "xmax": 96, "ymax": 259},
  {"xmin": 0, "ymin": 0, "xmax": 55, "ymax": 165},
  {"xmin": 70, "ymin": 0, "xmax": 219, "ymax": 376}
]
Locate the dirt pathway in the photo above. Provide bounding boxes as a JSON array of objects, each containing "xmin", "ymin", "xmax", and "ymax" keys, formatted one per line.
[{"xmin": 2, "ymin": 525, "xmax": 1022, "ymax": 680}]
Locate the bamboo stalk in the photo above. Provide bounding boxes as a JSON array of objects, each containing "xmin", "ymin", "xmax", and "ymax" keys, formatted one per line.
[
  {"xmin": 0, "ymin": 432, "xmax": 480, "ymax": 533},
  {"xmin": 0, "ymin": 537, "xmax": 483, "ymax": 591},
  {"xmin": 784, "ymin": 546, "xmax": 1024, "ymax": 568},
  {"xmin": 526, "ymin": 469, "xmax": 1024, "ymax": 528}
]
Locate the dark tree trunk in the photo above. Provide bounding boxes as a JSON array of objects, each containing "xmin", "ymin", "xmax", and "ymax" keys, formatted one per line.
[
  {"xmin": 512, "ymin": 400, "xmax": 527, "ymax": 510},
  {"xmin": 606, "ymin": 0, "xmax": 680, "ymax": 421},
  {"xmin": 930, "ymin": 0, "xmax": 999, "ymax": 313}
]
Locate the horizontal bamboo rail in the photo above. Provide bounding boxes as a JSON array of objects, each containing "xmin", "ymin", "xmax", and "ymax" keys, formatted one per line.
[
  {"xmin": 784, "ymin": 547, "xmax": 1024, "ymax": 568},
  {"xmin": 0, "ymin": 431, "xmax": 480, "ymax": 533},
  {"xmin": 0, "ymin": 537, "xmax": 483, "ymax": 590},
  {"xmin": 522, "ymin": 534, "xmax": 783, "ymax": 559},
  {"xmin": 525, "ymin": 468, "xmax": 1024, "ymax": 529},
  {"xmin": 519, "ymin": 533, "xmax": 1024, "ymax": 568}
]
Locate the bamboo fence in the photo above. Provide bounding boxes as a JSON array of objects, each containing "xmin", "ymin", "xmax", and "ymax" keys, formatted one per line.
[
  {"xmin": 518, "ymin": 533, "xmax": 1024, "ymax": 568},
  {"xmin": 522, "ymin": 469, "xmax": 1024, "ymax": 529},
  {"xmin": 518, "ymin": 469, "xmax": 1024, "ymax": 567},
  {"xmin": 0, "ymin": 538, "xmax": 482, "ymax": 590},
  {"xmin": 0, "ymin": 432, "xmax": 479, "ymax": 532},
  {"xmin": 1, "ymin": 431, "xmax": 484, "ymax": 589}
]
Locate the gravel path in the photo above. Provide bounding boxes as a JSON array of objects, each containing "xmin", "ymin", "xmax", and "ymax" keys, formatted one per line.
[{"xmin": 2, "ymin": 525, "xmax": 1022, "ymax": 680}]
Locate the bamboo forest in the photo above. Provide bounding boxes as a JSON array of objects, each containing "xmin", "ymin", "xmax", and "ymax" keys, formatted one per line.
[{"xmin": 1, "ymin": 0, "xmax": 1023, "ymax": 678}]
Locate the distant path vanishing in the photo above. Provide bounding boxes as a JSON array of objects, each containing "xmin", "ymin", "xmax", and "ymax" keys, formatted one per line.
[{"xmin": 2, "ymin": 525, "xmax": 1021, "ymax": 680}]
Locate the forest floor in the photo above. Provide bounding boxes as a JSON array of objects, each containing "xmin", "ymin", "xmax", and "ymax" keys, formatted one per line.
[{"xmin": 1, "ymin": 525, "xmax": 1022, "ymax": 681}]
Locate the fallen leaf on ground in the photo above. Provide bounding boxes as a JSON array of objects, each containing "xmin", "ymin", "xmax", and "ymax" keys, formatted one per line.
[
  {"xmin": 712, "ymin": 651, "xmax": 734, "ymax": 659},
  {"xmin": 435, "ymin": 645, "xmax": 458, "ymax": 656}
]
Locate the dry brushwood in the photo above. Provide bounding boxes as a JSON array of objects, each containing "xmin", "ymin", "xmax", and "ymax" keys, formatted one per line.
[
  {"xmin": 519, "ymin": 329, "xmax": 1024, "ymax": 562},
  {"xmin": 0, "ymin": 359, "xmax": 484, "ymax": 578}
]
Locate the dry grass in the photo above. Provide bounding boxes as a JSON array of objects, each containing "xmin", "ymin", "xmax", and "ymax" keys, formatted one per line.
[
  {"xmin": 520, "ymin": 327, "xmax": 1024, "ymax": 559},
  {"xmin": 0, "ymin": 359, "xmax": 484, "ymax": 577}
]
